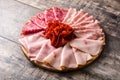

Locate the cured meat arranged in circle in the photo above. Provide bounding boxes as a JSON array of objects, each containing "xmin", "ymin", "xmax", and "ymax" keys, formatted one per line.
[{"xmin": 19, "ymin": 7, "xmax": 105, "ymax": 71}]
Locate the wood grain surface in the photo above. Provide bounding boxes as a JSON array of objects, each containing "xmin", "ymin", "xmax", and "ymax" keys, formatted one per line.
[{"xmin": 0, "ymin": 0, "xmax": 120, "ymax": 80}]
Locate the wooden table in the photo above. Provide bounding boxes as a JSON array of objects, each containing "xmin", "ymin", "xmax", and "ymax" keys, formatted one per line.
[{"xmin": 0, "ymin": 0, "xmax": 120, "ymax": 80}]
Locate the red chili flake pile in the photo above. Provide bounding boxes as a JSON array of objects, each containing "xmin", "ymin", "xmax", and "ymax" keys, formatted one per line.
[{"xmin": 45, "ymin": 20, "xmax": 76, "ymax": 48}]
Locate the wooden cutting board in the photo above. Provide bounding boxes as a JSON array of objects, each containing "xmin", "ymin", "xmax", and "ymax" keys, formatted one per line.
[{"xmin": 0, "ymin": 0, "xmax": 120, "ymax": 80}]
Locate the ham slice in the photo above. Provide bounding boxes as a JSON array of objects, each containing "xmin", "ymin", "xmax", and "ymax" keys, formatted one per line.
[
  {"xmin": 74, "ymin": 29, "xmax": 104, "ymax": 40},
  {"xmin": 42, "ymin": 47, "xmax": 63, "ymax": 70},
  {"xmin": 19, "ymin": 32, "xmax": 46, "ymax": 58},
  {"xmin": 35, "ymin": 40, "xmax": 56, "ymax": 62},
  {"xmin": 73, "ymin": 48, "xmax": 92, "ymax": 65},
  {"xmin": 73, "ymin": 16, "xmax": 95, "ymax": 26},
  {"xmin": 60, "ymin": 43, "xmax": 77, "ymax": 68},
  {"xmin": 71, "ymin": 13, "xmax": 89, "ymax": 26},
  {"xmin": 62, "ymin": 8, "xmax": 77, "ymax": 24},
  {"xmin": 73, "ymin": 20, "xmax": 101, "ymax": 30},
  {"xmin": 70, "ymin": 38, "xmax": 104, "ymax": 56},
  {"xmin": 44, "ymin": 8, "xmax": 56, "ymax": 23},
  {"xmin": 52, "ymin": 7, "xmax": 68, "ymax": 22},
  {"xmin": 69, "ymin": 9, "xmax": 85, "ymax": 25}
]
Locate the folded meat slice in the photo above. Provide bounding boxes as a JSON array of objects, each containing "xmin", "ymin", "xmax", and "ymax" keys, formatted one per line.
[
  {"xmin": 62, "ymin": 8, "xmax": 77, "ymax": 24},
  {"xmin": 21, "ymin": 21, "xmax": 44, "ymax": 35},
  {"xmin": 71, "ymin": 12, "xmax": 89, "ymax": 26},
  {"xmin": 44, "ymin": 8, "xmax": 56, "ymax": 23},
  {"xmin": 60, "ymin": 43, "xmax": 77, "ymax": 69},
  {"xmin": 74, "ymin": 16, "xmax": 95, "ymax": 26},
  {"xmin": 52, "ymin": 7, "xmax": 68, "ymax": 22},
  {"xmin": 72, "ymin": 48, "xmax": 92, "ymax": 65},
  {"xmin": 37, "ymin": 13, "xmax": 47, "ymax": 27},
  {"xmin": 35, "ymin": 40, "xmax": 56, "ymax": 62},
  {"xmin": 74, "ymin": 29, "xmax": 104, "ymax": 40},
  {"xmin": 31, "ymin": 14, "xmax": 47, "ymax": 29},
  {"xmin": 19, "ymin": 32, "xmax": 46, "ymax": 58},
  {"xmin": 70, "ymin": 38, "xmax": 104, "ymax": 56},
  {"xmin": 73, "ymin": 20, "xmax": 101, "ymax": 30},
  {"xmin": 69, "ymin": 9, "xmax": 85, "ymax": 25},
  {"xmin": 42, "ymin": 47, "xmax": 63, "ymax": 70}
]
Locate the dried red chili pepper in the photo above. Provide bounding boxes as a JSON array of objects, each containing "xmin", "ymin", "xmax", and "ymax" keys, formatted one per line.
[{"xmin": 45, "ymin": 20, "xmax": 76, "ymax": 48}]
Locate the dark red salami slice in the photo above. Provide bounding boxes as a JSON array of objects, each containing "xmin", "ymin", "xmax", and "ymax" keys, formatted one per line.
[
  {"xmin": 22, "ymin": 21, "xmax": 44, "ymax": 35},
  {"xmin": 44, "ymin": 8, "xmax": 56, "ymax": 23},
  {"xmin": 31, "ymin": 13, "xmax": 47, "ymax": 28},
  {"xmin": 53, "ymin": 7, "xmax": 68, "ymax": 21}
]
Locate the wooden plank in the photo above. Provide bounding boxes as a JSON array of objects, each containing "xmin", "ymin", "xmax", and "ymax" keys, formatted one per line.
[{"xmin": 0, "ymin": 0, "xmax": 41, "ymax": 42}]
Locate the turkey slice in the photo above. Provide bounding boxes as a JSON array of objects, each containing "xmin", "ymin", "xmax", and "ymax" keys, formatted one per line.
[
  {"xmin": 72, "ymin": 48, "xmax": 92, "ymax": 65},
  {"xmin": 60, "ymin": 43, "xmax": 77, "ymax": 69},
  {"xmin": 70, "ymin": 38, "xmax": 104, "ymax": 56},
  {"xmin": 42, "ymin": 47, "xmax": 63, "ymax": 70}
]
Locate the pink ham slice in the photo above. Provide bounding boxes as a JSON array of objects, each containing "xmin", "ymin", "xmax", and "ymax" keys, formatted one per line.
[
  {"xmin": 35, "ymin": 40, "xmax": 56, "ymax": 62},
  {"xmin": 52, "ymin": 7, "xmax": 68, "ymax": 22},
  {"xmin": 71, "ymin": 12, "xmax": 89, "ymax": 26},
  {"xmin": 74, "ymin": 29, "xmax": 104, "ymax": 40},
  {"xmin": 73, "ymin": 16, "xmax": 95, "ymax": 26},
  {"xmin": 42, "ymin": 47, "xmax": 63, "ymax": 70},
  {"xmin": 60, "ymin": 43, "xmax": 77, "ymax": 68},
  {"xmin": 69, "ymin": 9, "xmax": 85, "ymax": 25},
  {"xmin": 19, "ymin": 32, "xmax": 46, "ymax": 58},
  {"xmin": 73, "ymin": 20, "xmax": 101, "ymax": 30},
  {"xmin": 72, "ymin": 48, "xmax": 92, "ymax": 65},
  {"xmin": 44, "ymin": 8, "xmax": 56, "ymax": 23},
  {"xmin": 70, "ymin": 38, "xmax": 104, "ymax": 56},
  {"xmin": 62, "ymin": 8, "xmax": 77, "ymax": 24}
]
